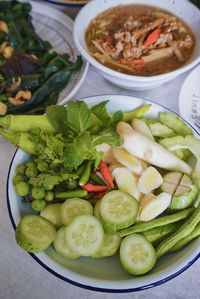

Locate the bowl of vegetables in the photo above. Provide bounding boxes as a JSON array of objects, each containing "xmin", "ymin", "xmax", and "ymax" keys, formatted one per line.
[
  {"xmin": 73, "ymin": 0, "xmax": 200, "ymax": 90},
  {"xmin": 4, "ymin": 95, "xmax": 200, "ymax": 292}
]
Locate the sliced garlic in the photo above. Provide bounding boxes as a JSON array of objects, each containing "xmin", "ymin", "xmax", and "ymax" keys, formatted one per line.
[
  {"xmin": 112, "ymin": 147, "xmax": 145, "ymax": 175},
  {"xmin": 137, "ymin": 166, "xmax": 163, "ymax": 194},
  {"xmin": 112, "ymin": 167, "xmax": 142, "ymax": 201},
  {"xmin": 140, "ymin": 192, "xmax": 171, "ymax": 221}
]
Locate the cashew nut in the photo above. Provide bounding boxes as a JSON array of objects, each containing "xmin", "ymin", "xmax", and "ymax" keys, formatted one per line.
[
  {"xmin": 0, "ymin": 102, "xmax": 8, "ymax": 115},
  {"xmin": 0, "ymin": 21, "xmax": 9, "ymax": 34},
  {"xmin": 8, "ymin": 90, "xmax": 32, "ymax": 106},
  {"xmin": 0, "ymin": 42, "xmax": 14, "ymax": 59}
]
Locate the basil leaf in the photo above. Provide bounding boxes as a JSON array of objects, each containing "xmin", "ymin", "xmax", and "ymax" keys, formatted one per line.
[
  {"xmin": 66, "ymin": 101, "xmax": 92, "ymax": 135},
  {"xmin": 46, "ymin": 105, "xmax": 69, "ymax": 133},
  {"xmin": 91, "ymin": 100, "xmax": 110, "ymax": 122}
]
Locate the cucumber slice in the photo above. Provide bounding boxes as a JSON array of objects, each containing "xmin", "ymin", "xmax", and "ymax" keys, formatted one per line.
[
  {"xmin": 61, "ymin": 198, "xmax": 93, "ymax": 225},
  {"xmin": 169, "ymin": 185, "xmax": 198, "ymax": 211},
  {"xmin": 53, "ymin": 226, "xmax": 80, "ymax": 259},
  {"xmin": 100, "ymin": 190, "xmax": 138, "ymax": 232},
  {"xmin": 65, "ymin": 215, "xmax": 104, "ymax": 256},
  {"xmin": 160, "ymin": 172, "xmax": 183, "ymax": 195},
  {"xmin": 120, "ymin": 234, "xmax": 156, "ymax": 275},
  {"xmin": 92, "ymin": 232, "xmax": 122, "ymax": 258},
  {"xmin": 40, "ymin": 203, "xmax": 62, "ymax": 228},
  {"xmin": 94, "ymin": 200, "xmax": 101, "ymax": 220},
  {"xmin": 15, "ymin": 215, "xmax": 56, "ymax": 253}
]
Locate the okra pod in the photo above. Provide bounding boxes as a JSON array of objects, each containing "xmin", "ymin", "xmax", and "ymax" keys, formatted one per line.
[
  {"xmin": 118, "ymin": 208, "xmax": 194, "ymax": 237},
  {"xmin": 156, "ymin": 208, "xmax": 200, "ymax": 258}
]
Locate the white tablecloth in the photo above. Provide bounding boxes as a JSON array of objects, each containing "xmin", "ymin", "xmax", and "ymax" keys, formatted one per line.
[{"xmin": 0, "ymin": 2, "xmax": 199, "ymax": 299}]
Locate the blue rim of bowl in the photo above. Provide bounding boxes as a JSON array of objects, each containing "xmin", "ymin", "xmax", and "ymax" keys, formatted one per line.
[
  {"xmin": 6, "ymin": 94, "xmax": 200, "ymax": 293},
  {"xmin": 41, "ymin": 0, "xmax": 88, "ymax": 7}
]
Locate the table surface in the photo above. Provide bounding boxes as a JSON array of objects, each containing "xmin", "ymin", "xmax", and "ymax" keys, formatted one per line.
[{"xmin": 0, "ymin": 2, "xmax": 200, "ymax": 299}]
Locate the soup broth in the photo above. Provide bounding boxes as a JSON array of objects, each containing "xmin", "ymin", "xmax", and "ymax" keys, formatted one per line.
[{"xmin": 86, "ymin": 5, "xmax": 195, "ymax": 76}]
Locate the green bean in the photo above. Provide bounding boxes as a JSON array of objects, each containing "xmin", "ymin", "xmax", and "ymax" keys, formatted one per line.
[
  {"xmin": 118, "ymin": 208, "xmax": 194, "ymax": 237},
  {"xmin": 156, "ymin": 208, "xmax": 200, "ymax": 258},
  {"xmin": 79, "ymin": 162, "xmax": 93, "ymax": 186},
  {"xmin": 169, "ymin": 223, "xmax": 200, "ymax": 252},
  {"xmin": 142, "ymin": 222, "xmax": 181, "ymax": 245},
  {"xmin": 55, "ymin": 189, "xmax": 88, "ymax": 199}
]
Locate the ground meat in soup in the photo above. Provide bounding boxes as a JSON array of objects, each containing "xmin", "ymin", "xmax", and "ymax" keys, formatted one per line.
[{"xmin": 85, "ymin": 5, "xmax": 195, "ymax": 76}]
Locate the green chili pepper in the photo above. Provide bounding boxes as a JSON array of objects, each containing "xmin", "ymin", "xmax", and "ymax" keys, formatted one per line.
[
  {"xmin": 79, "ymin": 161, "xmax": 93, "ymax": 186},
  {"xmin": 118, "ymin": 208, "xmax": 195, "ymax": 237},
  {"xmin": 89, "ymin": 173, "xmax": 105, "ymax": 185},
  {"xmin": 156, "ymin": 207, "xmax": 200, "ymax": 258}
]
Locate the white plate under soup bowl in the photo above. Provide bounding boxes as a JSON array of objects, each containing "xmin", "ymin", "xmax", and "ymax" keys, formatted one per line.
[
  {"xmin": 73, "ymin": 0, "xmax": 200, "ymax": 90},
  {"xmin": 7, "ymin": 95, "xmax": 200, "ymax": 292}
]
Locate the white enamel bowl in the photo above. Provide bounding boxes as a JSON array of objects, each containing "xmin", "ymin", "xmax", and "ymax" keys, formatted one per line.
[
  {"xmin": 7, "ymin": 95, "xmax": 200, "ymax": 292},
  {"xmin": 73, "ymin": 0, "xmax": 200, "ymax": 90}
]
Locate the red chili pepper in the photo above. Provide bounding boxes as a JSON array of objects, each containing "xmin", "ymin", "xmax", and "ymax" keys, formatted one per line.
[
  {"xmin": 99, "ymin": 160, "xmax": 114, "ymax": 188},
  {"xmin": 81, "ymin": 183, "xmax": 108, "ymax": 192},
  {"xmin": 95, "ymin": 190, "xmax": 108, "ymax": 199}
]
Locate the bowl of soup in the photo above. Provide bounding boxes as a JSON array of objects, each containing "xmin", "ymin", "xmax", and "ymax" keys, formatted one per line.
[{"xmin": 73, "ymin": 0, "xmax": 200, "ymax": 90}]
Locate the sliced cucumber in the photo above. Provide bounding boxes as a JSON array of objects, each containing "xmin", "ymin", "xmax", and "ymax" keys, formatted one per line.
[
  {"xmin": 15, "ymin": 215, "xmax": 56, "ymax": 253},
  {"xmin": 120, "ymin": 234, "xmax": 156, "ymax": 275},
  {"xmin": 61, "ymin": 198, "xmax": 93, "ymax": 226},
  {"xmin": 40, "ymin": 203, "xmax": 62, "ymax": 228},
  {"xmin": 53, "ymin": 226, "xmax": 80, "ymax": 259},
  {"xmin": 65, "ymin": 215, "xmax": 104, "ymax": 256},
  {"xmin": 92, "ymin": 233, "xmax": 122, "ymax": 258},
  {"xmin": 169, "ymin": 185, "xmax": 198, "ymax": 211},
  {"xmin": 100, "ymin": 190, "xmax": 138, "ymax": 232},
  {"xmin": 94, "ymin": 200, "xmax": 101, "ymax": 220},
  {"xmin": 174, "ymin": 174, "xmax": 193, "ymax": 196}
]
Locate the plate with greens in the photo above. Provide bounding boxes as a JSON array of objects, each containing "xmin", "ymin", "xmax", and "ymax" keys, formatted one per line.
[
  {"xmin": 0, "ymin": 1, "xmax": 88, "ymax": 115},
  {"xmin": 4, "ymin": 95, "xmax": 200, "ymax": 292}
]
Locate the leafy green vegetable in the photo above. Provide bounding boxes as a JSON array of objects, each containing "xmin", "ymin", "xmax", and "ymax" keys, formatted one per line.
[
  {"xmin": 66, "ymin": 101, "xmax": 92, "ymax": 135},
  {"xmin": 46, "ymin": 105, "xmax": 69, "ymax": 134},
  {"xmin": 91, "ymin": 100, "xmax": 110, "ymax": 122}
]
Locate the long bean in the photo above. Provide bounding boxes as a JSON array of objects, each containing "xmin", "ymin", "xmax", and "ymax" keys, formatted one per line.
[
  {"xmin": 143, "ymin": 222, "xmax": 181, "ymax": 244},
  {"xmin": 156, "ymin": 207, "xmax": 200, "ymax": 258},
  {"xmin": 169, "ymin": 222, "xmax": 200, "ymax": 252},
  {"xmin": 118, "ymin": 208, "xmax": 194, "ymax": 237}
]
